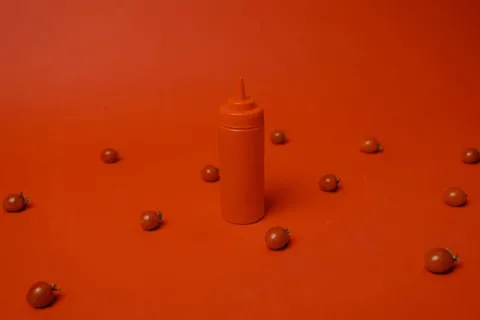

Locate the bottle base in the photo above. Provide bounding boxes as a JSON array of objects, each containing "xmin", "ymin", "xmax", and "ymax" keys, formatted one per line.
[{"xmin": 222, "ymin": 213, "xmax": 265, "ymax": 225}]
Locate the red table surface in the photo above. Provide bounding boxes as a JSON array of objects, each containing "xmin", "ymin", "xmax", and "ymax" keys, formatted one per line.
[{"xmin": 1, "ymin": 0, "xmax": 479, "ymax": 319}]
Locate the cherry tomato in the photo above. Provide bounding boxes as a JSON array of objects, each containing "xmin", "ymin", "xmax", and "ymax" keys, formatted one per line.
[
  {"xmin": 140, "ymin": 211, "xmax": 164, "ymax": 231},
  {"xmin": 201, "ymin": 165, "xmax": 219, "ymax": 182},
  {"xmin": 462, "ymin": 148, "xmax": 480, "ymax": 164},
  {"xmin": 319, "ymin": 174, "xmax": 340, "ymax": 192},
  {"xmin": 3, "ymin": 193, "xmax": 29, "ymax": 212},
  {"xmin": 424, "ymin": 248, "xmax": 459, "ymax": 274},
  {"xmin": 265, "ymin": 226, "xmax": 290, "ymax": 250},
  {"xmin": 101, "ymin": 148, "xmax": 119, "ymax": 164},
  {"xmin": 270, "ymin": 130, "xmax": 286, "ymax": 145},
  {"xmin": 444, "ymin": 187, "xmax": 467, "ymax": 207},
  {"xmin": 360, "ymin": 137, "xmax": 382, "ymax": 153},
  {"xmin": 26, "ymin": 281, "xmax": 58, "ymax": 309}
]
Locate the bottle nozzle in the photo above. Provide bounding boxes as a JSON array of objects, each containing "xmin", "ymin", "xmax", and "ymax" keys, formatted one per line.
[
  {"xmin": 233, "ymin": 78, "xmax": 247, "ymax": 102},
  {"xmin": 226, "ymin": 78, "xmax": 256, "ymax": 112}
]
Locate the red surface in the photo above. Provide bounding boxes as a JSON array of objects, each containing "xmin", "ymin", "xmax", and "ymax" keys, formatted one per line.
[{"xmin": 1, "ymin": 0, "xmax": 480, "ymax": 319}]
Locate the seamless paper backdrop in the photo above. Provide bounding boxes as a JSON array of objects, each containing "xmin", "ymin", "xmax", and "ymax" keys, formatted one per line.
[{"xmin": 0, "ymin": 0, "xmax": 479, "ymax": 319}]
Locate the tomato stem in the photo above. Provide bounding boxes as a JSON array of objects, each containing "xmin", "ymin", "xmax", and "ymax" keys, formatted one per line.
[
  {"xmin": 336, "ymin": 178, "xmax": 341, "ymax": 184},
  {"xmin": 284, "ymin": 228, "xmax": 290, "ymax": 234},
  {"xmin": 378, "ymin": 144, "xmax": 383, "ymax": 151},
  {"xmin": 157, "ymin": 212, "xmax": 163, "ymax": 220},
  {"xmin": 446, "ymin": 248, "xmax": 459, "ymax": 262}
]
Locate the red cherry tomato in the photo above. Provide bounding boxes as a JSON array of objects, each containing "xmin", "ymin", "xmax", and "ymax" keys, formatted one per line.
[
  {"xmin": 201, "ymin": 165, "xmax": 219, "ymax": 182},
  {"xmin": 140, "ymin": 211, "xmax": 164, "ymax": 231},
  {"xmin": 444, "ymin": 187, "xmax": 467, "ymax": 207},
  {"xmin": 3, "ymin": 193, "xmax": 29, "ymax": 212},
  {"xmin": 319, "ymin": 174, "xmax": 340, "ymax": 192},
  {"xmin": 26, "ymin": 281, "xmax": 58, "ymax": 309},
  {"xmin": 424, "ymin": 248, "xmax": 459, "ymax": 274},
  {"xmin": 270, "ymin": 130, "xmax": 286, "ymax": 145},
  {"xmin": 360, "ymin": 137, "xmax": 382, "ymax": 153},
  {"xmin": 462, "ymin": 148, "xmax": 480, "ymax": 164},
  {"xmin": 101, "ymin": 148, "xmax": 119, "ymax": 164},
  {"xmin": 265, "ymin": 226, "xmax": 290, "ymax": 250}
]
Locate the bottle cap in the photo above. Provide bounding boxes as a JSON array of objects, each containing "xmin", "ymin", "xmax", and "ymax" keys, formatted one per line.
[{"xmin": 220, "ymin": 78, "xmax": 264, "ymax": 129}]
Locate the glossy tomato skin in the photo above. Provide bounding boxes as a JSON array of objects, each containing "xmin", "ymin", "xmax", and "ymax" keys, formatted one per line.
[
  {"xmin": 462, "ymin": 148, "xmax": 480, "ymax": 164},
  {"xmin": 270, "ymin": 130, "xmax": 286, "ymax": 145},
  {"xmin": 265, "ymin": 226, "xmax": 290, "ymax": 250},
  {"xmin": 424, "ymin": 248, "xmax": 458, "ymax": 274},
  {"xmin": 101, "ymin": 148, "xmax": 119, "ymax": 164},
  {"xmin": 201, "ymin": 165, "xmax": 219, "ymax": 182},
  {"xmin": 360, "ymin": 137, "xmax": 382, "ymax": 153},
  {"xmin": 140, "ymin": 211, "xmax": 163, "ymax": 231},
  {"xmin": 3, "ymin": 193, "xmax": 28, "ymax": 212},
  {"xmin": 26, "ymin": 281, "xmax": 58, "ymax": 309},
  {"xmin": 444, "ymin": 187, "xmax": 467, "ymax": 207},
  {"xmin": 319, "ymin": 174, "xmax": 340, "ymax": 192}
]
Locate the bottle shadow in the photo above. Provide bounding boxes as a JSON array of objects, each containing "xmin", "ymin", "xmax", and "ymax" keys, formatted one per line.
[{"xmin": 264, "ymin": 185, "xmax": 299, "ymax": 215}]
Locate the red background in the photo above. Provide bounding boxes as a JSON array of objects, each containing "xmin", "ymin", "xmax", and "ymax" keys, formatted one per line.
[{"xmin": 1, "ymin": 0, "xmax": 479, "ymax": 319}]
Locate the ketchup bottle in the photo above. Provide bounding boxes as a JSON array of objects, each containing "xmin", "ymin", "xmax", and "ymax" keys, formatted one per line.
[{"xmin": 218, "ymin": 79, "xmax": 265, "ymax": 224}]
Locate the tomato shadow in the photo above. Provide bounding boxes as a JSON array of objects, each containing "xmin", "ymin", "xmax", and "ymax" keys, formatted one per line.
[
  {"xmin": 285, "ymin": 237, "xmax": 294, "ymax": 250},
  {"xmin": 326, "ymin": 185, "xmax": 343, "ymax": 193},
  {"xmin": 269, "ymin": 139, "xmax": 289, "ymax": 146},
  {"xmin": 458, "ymin": 200, "xmax": 468, "ymax": 207},
  {"xmin": 52, "ymin": 294, "xmax": 63, "ymax": 307},
  {"xmin": 143, "ymin": 220, "xmax": 168, "ymax": 232},
  {"xmin": 206, "ymin": 177, "xmax": 220, "ymax": 183},
  {"xmin": 426, "ymin": 264, "xmax": 461, "ymax": 275},
  {"xmin": 363, "ymin": 149, "xmax": 384, "ymax": 155},
  {"xmin": 5, "ymin": 204, "xmax": 33, "ymax": 214},
  {"xmin": 447, "ymin": 201, "xmax": 469, "ymax": 208},
  {"xmin": 270, "ymin": 238, "xmax": 294, "ymax": 251},
  {"xmin": 454, "ymin": 262, "xmax": 464, "ymax": 272},
  {"xmin": 36, "ymin": 294, "xmax": 63, "ymax": 309}
]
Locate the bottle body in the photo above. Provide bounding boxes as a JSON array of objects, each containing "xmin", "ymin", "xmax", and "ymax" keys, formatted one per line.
[{"xmin": 218, "ymin": 124, "xmax": 265, "ymax": 224}]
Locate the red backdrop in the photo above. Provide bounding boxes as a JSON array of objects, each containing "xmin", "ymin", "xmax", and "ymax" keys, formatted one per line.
[{"xmin": 1, "ymin": 0, "xmax": 479, "ymax": 319}]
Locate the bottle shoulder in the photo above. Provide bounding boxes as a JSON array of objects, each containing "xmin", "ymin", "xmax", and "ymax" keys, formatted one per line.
[{"xmin": 220, "ymin": 103, "xmax": 264, "ymax": 129}]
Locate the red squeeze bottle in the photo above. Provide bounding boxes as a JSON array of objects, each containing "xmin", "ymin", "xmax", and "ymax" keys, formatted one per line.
[{"xmin": 218, "ymin": 79, "xmax": 265, "ymax": 224}]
